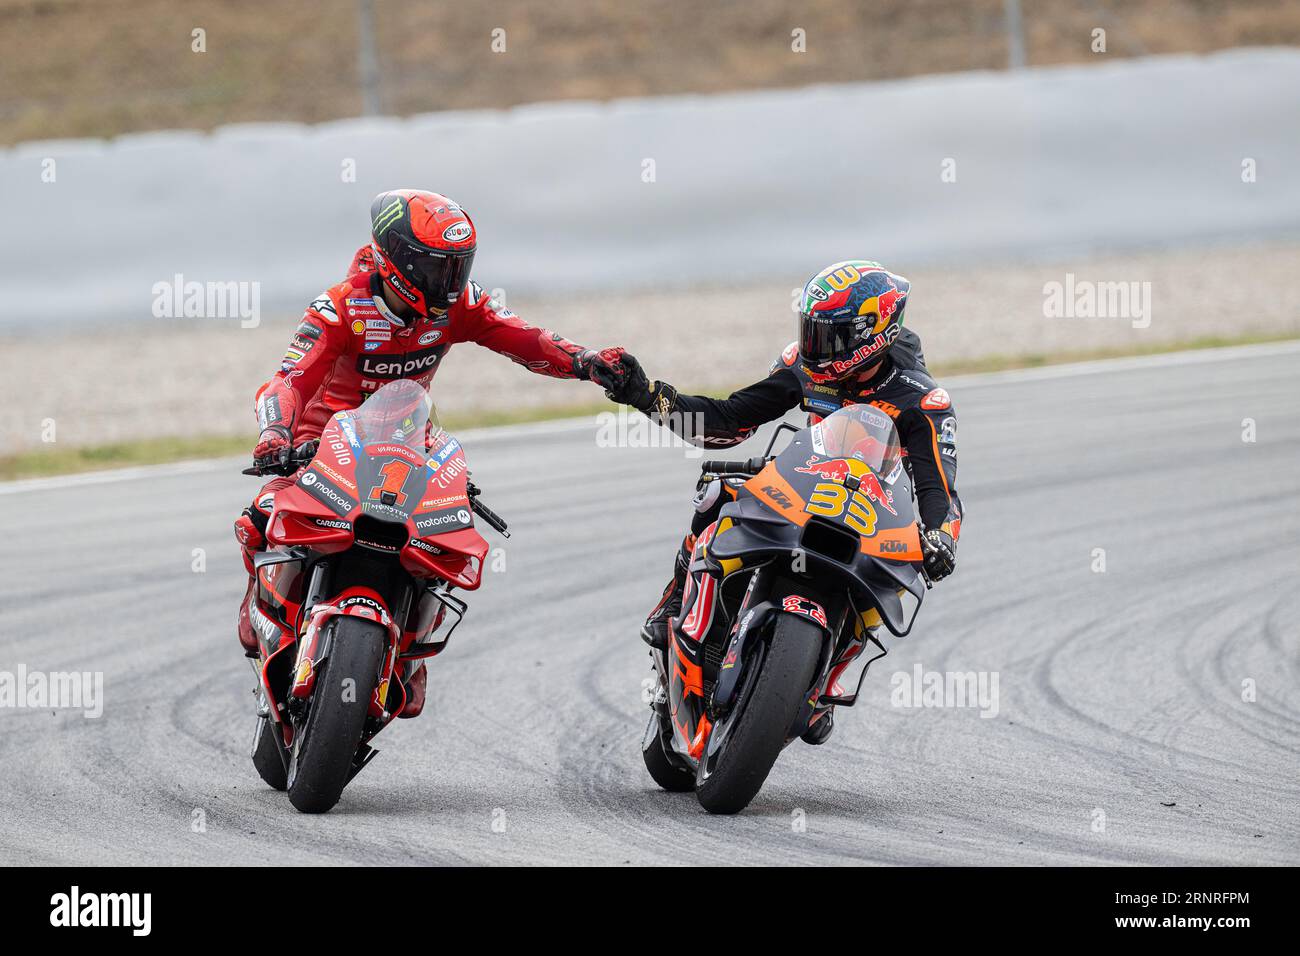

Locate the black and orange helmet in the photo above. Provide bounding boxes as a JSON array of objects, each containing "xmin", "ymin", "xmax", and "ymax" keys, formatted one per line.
[{"xmin": 369, "ymin": 189, "xmax": 476, "ymax": 316}]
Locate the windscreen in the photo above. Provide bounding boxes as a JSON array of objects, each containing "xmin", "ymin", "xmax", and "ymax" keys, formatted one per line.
[{"xmin": 811, "ymin": 404, "xmax": 903, "ymax": 478}]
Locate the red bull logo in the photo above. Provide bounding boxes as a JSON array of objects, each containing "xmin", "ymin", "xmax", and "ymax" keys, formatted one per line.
[
  {"xmin": 856, "ymin": 471, "xmax": 897, "ymax": 516},
  {"xmin": 795, "ymin": 457, "xmax": 897, "ymax": 515}
]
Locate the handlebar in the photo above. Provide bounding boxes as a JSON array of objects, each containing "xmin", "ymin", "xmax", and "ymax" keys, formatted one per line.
[
  {"xmin": 700, "ymin": 456, "xmax": 767, "ymax": 476},
  {"xmin": 467, "ymin": 481, "xmax": 510, "ymax": 538},
  {"xmin": 241, "ymin": 441, "xmax": 319, "ymax": 477}
]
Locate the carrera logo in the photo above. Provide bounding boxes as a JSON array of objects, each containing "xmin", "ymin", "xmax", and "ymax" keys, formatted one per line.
[
  {"xmin": 355, "ymin": 345, "xmax": 442, "ymax": 380},
  {"xmin": 409, "ymin": 537, "xmax": 443, "ymax": 555},
  {"xmin": 442, "ymin": 222, "xmax": 473, "ymax": 243}
]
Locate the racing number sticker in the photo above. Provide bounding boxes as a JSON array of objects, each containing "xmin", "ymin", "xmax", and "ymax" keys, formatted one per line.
[
  {"xmin": 805, "ymin": 482, "xmax": 878, "ymax": 535},
  {"xmin": 368, "ymin": 459, "xmax": 413, "ymax": 506}
]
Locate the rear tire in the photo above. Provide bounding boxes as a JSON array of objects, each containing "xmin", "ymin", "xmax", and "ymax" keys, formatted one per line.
[
  {"xmin": 251, "ymin": 716, "xmax": 288, "ymax": 791},
  {"xmin": 641, "ymin": 713, "xmax": 696, "ymax": 792},
  {"xmin": 695, "ymin": 613, "xmax": 823, "ymax": 814},
  {"xmin": 286, "ymin": 617, "xmax": 385, "ymax": 814}
]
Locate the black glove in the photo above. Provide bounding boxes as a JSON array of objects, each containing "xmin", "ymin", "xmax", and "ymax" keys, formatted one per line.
[
  {"xmin": 587, "ymin": 349, "xmax": 655, "ymax": 411},
  {"xmin": 921, "ymin": 529, "xmax": 956, "ymax": 581}
]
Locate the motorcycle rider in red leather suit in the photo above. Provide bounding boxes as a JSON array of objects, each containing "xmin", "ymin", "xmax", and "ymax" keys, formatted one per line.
[{"xmin": 234, "ymin": 190, "xmax": 632, "ymax": 718}]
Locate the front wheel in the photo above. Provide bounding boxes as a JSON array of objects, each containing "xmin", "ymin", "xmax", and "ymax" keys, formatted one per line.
[
  {"xmin": 641, "ymin": 713, "xmax": 696, "ymax": 792},
  {"xmin": 695, "ymin": 613, "xmax": 823, "ymax": 814},
  {"xmin": 251, "ymin": 716, "xmax": 288, "ymax": 791},
  {"xmin": 286, "ymin": 616, "xmax": 385, "ymax": 814}
]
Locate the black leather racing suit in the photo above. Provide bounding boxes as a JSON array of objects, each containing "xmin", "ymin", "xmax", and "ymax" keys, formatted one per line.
[{"xmin": 648, "ymin": 329, "xmax": 962, "ymax": 550}]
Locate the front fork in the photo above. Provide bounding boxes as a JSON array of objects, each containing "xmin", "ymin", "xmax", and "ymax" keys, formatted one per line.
[{"xmin": 663, "ymin": 559, "xmax": 774, "ymax": 764}]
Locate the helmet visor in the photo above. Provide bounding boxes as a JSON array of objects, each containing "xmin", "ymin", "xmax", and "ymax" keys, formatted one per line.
[
  {"xmin": 385, "ymin": 235, "xmax": 475, "ymax": 306},
  {"xmin": 799, "ymin": 312, "xmax": 859, "ymax": 368}
]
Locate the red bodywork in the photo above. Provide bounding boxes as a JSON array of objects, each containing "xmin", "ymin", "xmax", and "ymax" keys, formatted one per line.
[{"xmin": 251, "ymin": 412, "xmax": 490, "ymax": 742}]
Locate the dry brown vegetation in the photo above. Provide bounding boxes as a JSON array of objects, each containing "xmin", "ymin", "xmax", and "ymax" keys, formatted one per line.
[{"xmin": 4, "ymin": 0, "xmax": 1296, "ymax": 145}]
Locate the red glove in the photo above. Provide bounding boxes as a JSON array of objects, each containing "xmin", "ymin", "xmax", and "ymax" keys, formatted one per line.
[{"xmin": 253, "ymin": 425, "xmax": 292, "ymax": 470}]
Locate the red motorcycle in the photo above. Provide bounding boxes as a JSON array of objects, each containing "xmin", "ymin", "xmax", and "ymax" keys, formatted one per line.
[{"xmin": 242, "ymin": 380, "xmax": 509, "ymax": 813}]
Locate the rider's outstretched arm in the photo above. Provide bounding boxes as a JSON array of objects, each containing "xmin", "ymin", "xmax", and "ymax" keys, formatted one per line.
[
  {"xmin": 454, "ymin": 282, "xmax": 596, "ymax": 379},
  {"xmin": 625, "ymin": 365, "xmax": 801, "ymax": 448}
]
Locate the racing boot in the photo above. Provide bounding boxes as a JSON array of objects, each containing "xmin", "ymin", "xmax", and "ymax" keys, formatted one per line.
[
  {"xmin": 233, "ymin": 494, "xmax": 274, "ymax": 658},
  {"xmin": 640, "ymin": 534, "xmax": 693, "ymax": 649}
]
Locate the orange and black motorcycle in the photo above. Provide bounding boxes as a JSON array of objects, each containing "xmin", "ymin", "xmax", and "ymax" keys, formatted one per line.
[{"xmin": 642, "ymin": 404, "xmax": 931, "ymax": 813}]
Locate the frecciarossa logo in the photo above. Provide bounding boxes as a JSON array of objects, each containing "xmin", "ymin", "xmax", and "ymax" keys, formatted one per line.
[{"xmin": 354, "ymin": 344, "xmax": 445, "ymax": 379}]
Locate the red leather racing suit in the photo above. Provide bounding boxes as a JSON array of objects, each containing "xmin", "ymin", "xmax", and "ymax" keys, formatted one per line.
[{"xmin": 254, "ymin": 246, "xmax": 592, "ymax": 443}]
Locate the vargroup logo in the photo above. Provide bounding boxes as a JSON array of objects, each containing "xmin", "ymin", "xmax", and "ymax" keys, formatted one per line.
[
  {"xmin": 50, "ymin": 886, "xmax": 151, "ymax": 936},
  {"xmin": 151, "ymin": 273, "xmax": 261, "ymax": 328},
  {"xmin": 0, "ymin": 665, "xmax": 103, "ymax": 718}
]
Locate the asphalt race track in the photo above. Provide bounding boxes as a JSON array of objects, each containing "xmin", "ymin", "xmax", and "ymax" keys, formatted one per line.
[{"xmin": 1, "ymin": 343, "xmax": 1296, "ymax": 865}]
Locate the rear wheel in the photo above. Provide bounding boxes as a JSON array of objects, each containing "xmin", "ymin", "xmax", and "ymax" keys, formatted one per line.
[
  {"xmin": 250, "ymin": 716, "xmax": 288, "ymax": 791},
  {"xmin": 286, "ymin": 617, "xmax": 385, "ymax": 814},
  {"xmin": 695, "ymin": 613, "xmax": 823, "ymax": 814}
]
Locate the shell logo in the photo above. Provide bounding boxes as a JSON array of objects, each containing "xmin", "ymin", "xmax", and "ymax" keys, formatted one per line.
[{"xmin": 351, "ymin": 319, "xmax": 366, "ymax": 334}]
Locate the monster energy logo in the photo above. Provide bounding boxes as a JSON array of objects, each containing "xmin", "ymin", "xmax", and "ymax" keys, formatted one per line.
[{"xmin": 373, "ymin": 198, "xmax": 405, "ymax": 234}]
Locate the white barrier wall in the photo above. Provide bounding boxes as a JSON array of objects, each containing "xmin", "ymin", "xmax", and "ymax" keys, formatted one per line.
[{"xmin": 2, "ymin": 49, "xmax": 1298, "ymax": 331}]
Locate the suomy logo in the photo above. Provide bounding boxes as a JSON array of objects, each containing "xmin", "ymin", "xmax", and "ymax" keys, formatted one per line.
[{"xmin": 442, "ymin": 221, "xmax": 473, "ymax": 243}]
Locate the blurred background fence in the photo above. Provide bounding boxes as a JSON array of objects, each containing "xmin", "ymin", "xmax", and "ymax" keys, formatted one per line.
[{"xmin": 2, "ymin": 0, "xmax": 1293, "ymax": 145}]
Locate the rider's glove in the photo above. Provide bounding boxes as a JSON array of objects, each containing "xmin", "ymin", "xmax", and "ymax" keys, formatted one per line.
[
  {"xmin": 596, "ymin": 350, "xmax": 656, "ymax": 411},
  {"xmin": 921, "ymin": 529, "xmax": 956, "ymax": 581},
  {"xmin": 253, "ymin": 425, "xmax": 293, "ymax": 472}
]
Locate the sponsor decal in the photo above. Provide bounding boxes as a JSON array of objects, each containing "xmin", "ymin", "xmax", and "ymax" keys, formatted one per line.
[
  {"xmin": 346, "ymin": 297, "xmax": 375, "ymax": 308},
  {"xmin": 373, "ymin": 198, "xmax": 405, "ymax": 235},
  {"xmin": 366, "ymin": 318, "xmax": 389, "ymax": 330},
  {"xmin": 308, "ymin": 296, "xmax": 340, "ymax": 325},
  {"xmin": 442, "ymin": 221, "xmax": 473, "ymax": 243},
  {"xmin": 257, "ymin": 394, "xmax": 282, "ymax": 430},
  {"xmin": 351, "ymin": 319, "xmax": 366, "ymax": 334},
  {"xmin": 313, "ymin": 517, "xmax": 351, "ymax": 530},
  {"xmin": 414, "ymin": 508, "xmax": 471, "ymax": 532},
  {"xmin": 363, "ymin": 341, "xmax": 383, "ymax": 351},
  {"xmin": 298, "ymin": 471, "xmax": 357, "ymax": 516},
  {"xmin": 408, "ymin": 537, "xmax": 443, "ymax": 555},
  {"xmin": 312, "ymin": 459, "xmax": 356, "ymax": 491},
  {"xmin": 417, "ymin": 494, "xmax": 463, "ymax": 511},
  {"xmin": 355, "ymin": 345, "xmax": 442, "ymax": 380},
  {"xmin": 418, "ymin": 330, "xmax": 441, "ymax": 345},
  {"xmin": 782, "ymin": 594, "xmax": 828, "ymax": 628},
  {"xmin": 760, "ymin": 485, "xmax": 794, "ymax": 510},
  {"xmin": 920, "ymin": 388, "xmax": 951, "ymax": 411},
  {"xmin": 295, "ymin": 320, "xmax": 322, "ymax": 341},
  {"xmin": 940, "ymin": 416, "xmax": 956, "ymax": 444}
]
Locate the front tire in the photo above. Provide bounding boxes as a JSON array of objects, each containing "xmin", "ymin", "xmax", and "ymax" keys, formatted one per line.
[
  {"xmin": 641, "ymin": 713, "xmax": 696, "ymax": 792},
  {"xmin": 286, "ymin": 616, "xmax": 385, "ymax": 814},
  {"xmin": 695, "ymin": 613, "xmax": 823, "ymax": 814},
  {"xmin": 251, "ymin": 716, "xmax": 288, "ymax": 791}
]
